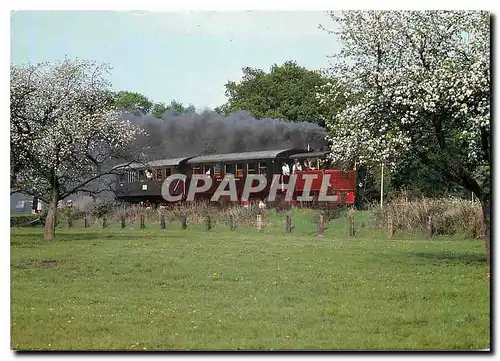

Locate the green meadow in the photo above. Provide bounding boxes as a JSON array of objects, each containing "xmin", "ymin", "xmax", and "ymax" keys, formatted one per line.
[{"xmin": 10, "ymin": 210, "xmax": 490, "ymax": 350}]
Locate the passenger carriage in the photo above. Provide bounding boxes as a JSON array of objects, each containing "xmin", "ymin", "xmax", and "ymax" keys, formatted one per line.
[{"xmin": 114, "ymin": 148, "xmax": 356, "ymax": 206}]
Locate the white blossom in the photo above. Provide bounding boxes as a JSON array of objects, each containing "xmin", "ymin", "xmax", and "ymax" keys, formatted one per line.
[
  {"xmin": 318, "ymin": 11, "xmax": 490, "ymax": 171},
  {"xmin": 11, "ymin": 58, "xmax": 144, "ymax": 202}
]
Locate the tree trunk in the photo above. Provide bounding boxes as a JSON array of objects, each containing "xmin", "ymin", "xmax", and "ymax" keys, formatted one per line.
[
  {"xmin": 481, "ymin": 193, "xmax": 491, "ymax": 267},
  {"xmin": 43, "ymin": 187, "xmax": 59, "ymax": 241}
]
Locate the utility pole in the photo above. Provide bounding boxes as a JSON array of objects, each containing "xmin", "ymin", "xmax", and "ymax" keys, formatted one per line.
[{"xmin": 380, "ymin": 163, "xmax": 384, "ymax": 208}]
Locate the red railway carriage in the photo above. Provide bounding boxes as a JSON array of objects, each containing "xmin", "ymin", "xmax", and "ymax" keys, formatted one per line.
[
  {"xmin": 114, "ymin": 148, "xmax": 356, "ymax": 205},
  {"xmin": 290, "ymin": 151, "xmax": 356, "ymax": 204}
]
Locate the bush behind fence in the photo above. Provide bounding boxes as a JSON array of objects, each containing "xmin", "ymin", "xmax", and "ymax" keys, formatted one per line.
[
  {"xmin": 12, "ymin": 197, "xmax": 484, "ymax": 239},
  {"xmin": 373, "ymin": 197, "xmax": 484, "ymax": 238}
]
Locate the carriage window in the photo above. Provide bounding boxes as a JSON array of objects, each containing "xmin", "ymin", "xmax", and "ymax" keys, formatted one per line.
[
  {"xmin": 224, "ymin": 164, "xmax": 234, "ymax": 174},
  {"xmin": 156, "ymin": 168, "xmax": 163, "ymax": 180},
  {"xmin": 214, "ymin": 163, "xmax": 222, "ymax": 174},
  {"xmin": 247, "ymin": 162, "xmax": 257, "ymax": 174},
  {"xmin": 236, "ymin": 164, "xmax": 244, "ymax": 177},
  {"xmin": 192, "ymin": 166, "xmax": 202, "ymax": 174},
  {"xmin": 202, "ymin": 165, "xmax": 211, "ymax": 175},
  {"xmin": 258, "ymin": 162, "xmax": 267, "ymax": 175},
  {"xmin": 165, "ymin": 168, "xmax": 172, "ymax": 177}
]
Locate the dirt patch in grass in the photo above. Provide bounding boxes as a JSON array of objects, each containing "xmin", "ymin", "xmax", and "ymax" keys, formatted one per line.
[{"xmin": 30, "ymin": 260, "xmax": 57, "ymax": 268}]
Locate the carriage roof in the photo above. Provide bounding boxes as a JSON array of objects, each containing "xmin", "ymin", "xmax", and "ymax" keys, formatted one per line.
[
  {"xmin": 288, "ymin": 151, "xmax": 330, "ymax": 159},
  {"xmin": 112, "ymin": 157, "xmax": 192, "ymax": 170},
  {"xmin": 112, "ymin": 148, "xmax": 320, "ymax": 171},
  {"xmin": 186, "ymin": 149, "xmax": 306, "ymax": 164}
]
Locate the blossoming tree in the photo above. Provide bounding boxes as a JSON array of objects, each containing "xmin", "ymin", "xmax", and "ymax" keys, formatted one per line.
[
  {"xmin": 11, "ymin": 59, "xmax": 144, "ymax": 241},
  {"xmin": 318, "ymin": 11, "xmax": 490, "ymax": 262}
]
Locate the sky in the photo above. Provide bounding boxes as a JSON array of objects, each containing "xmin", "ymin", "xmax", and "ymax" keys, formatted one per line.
[{"xmin": 10, "ymin": 10, "xmax": 341, "ymax": 110}]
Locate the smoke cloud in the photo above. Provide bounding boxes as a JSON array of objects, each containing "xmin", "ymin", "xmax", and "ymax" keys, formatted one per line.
[{"xmin": 126, "ymin": 109, "xmax": 329, "ymax": 159}]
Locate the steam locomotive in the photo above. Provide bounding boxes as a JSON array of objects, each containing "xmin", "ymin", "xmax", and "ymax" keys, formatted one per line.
[{"xmin": 114, "ymin": 148, "xmax": 356, "ymax": 205}]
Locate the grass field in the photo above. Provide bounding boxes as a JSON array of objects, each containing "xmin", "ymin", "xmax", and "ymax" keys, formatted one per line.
[{"xmin": 10, "ymin": 210, "xmax": 490, "ymax": 350}]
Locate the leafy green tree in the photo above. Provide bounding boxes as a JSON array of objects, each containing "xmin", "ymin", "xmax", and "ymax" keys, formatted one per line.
[
  {"xmin": 167, "ymin": 100, "xmax": 185, "ymax": 114},
  {"xmin": 114, "ymin": 91, "xmax": 153, "ymax": 115},
  {"xmin": 152, "ymin": 100, "xmax": 197, "ymax": 118},
  {"xmin": 168, "ymin": 100, "xmax": 196, "ymax": 114},
  {"xmin": 152, "ymin": 102, "xmax": 167, "ymax": 118},
  {"xmin": 218, "ymin": 61, "xmax": 346, "ymax": 126},
  {"xmin": 185, "ymin": 104, "xmax": 197, "ymax": 113},
  {"xmin": 390, "ymin": 156, "xmax": 470, "ymax": 199}
]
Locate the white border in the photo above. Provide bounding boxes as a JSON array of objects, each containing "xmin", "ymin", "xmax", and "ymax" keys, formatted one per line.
[
  {"xmin": 5, "ymin": 0, "xmax": 500, "ymax": 10},
  {"xmin": 4, "ymin": 1, "xmax": 497, "ymax": 360}
]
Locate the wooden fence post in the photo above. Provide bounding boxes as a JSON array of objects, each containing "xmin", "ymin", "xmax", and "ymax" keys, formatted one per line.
[
  {"xmin": 317, "ymin": 214, "xmax": 324, "ymax": 238},
  {"xmin": 140, "ymin": 214, "xmax": 145, "ymax": 229},
  {"xmin": 285, "ymin": 215, "xmax": 292, "ymax": 233},
  {"xmin": 121, "ymin": 215, "xmax": 126, "ymax": 229},
  {"xmin": 349, "ymin": 215, "xmax": 355, "ymax": 236},
  {"xmin": 67, "ymin": 215, "xmax": 73, "ymax": 228},
  {"xmin": 160, "ymin": 214, "xmax": 166, "ymax": 230},
  {"xmin": 84, "ymin": 215, "xmax": 89, "ymax": 228},
  {"xmin": 181, "ymin": 215, "xmax": 187, "ymax": 230},
  {"xmin": 388, "ymin": 215, "xmax": 394, "ymax": 239},
  {"xmin": 102, "ymin": 216, "xmax": 107, "ymax": 229},
  {"xmin": 205, "ymin": 215, "xmax": 212, "ymax": 231},
  {"xmin": 426, "ymin": 215, "xmax": 433, "ymax": 238},
  {"xmin": 230, "ymin": 215, "xmax": 236, "ymax": 231},
  {"xmin": 257, "ymin": 215, "xmax": 262, "ymax": 231}
]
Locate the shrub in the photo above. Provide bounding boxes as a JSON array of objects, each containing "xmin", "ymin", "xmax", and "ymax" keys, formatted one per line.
[
  {"xmin": 99, "ymin": 201, "xmax": 270, "ymax": 228},
  {"xmin": 10, "ymin": 214, "xmax": 42, "ymax": 227},
  {"xmin": 58, "ymin": 205, "xmax": 86, "ymax": 221},
  {"xmin": 373, "ymin": 197, "xmax": 484, "ymax": 238},
  {"xmin": 89, "ymin": 199, "xmax": 115, "ymax": 218}
]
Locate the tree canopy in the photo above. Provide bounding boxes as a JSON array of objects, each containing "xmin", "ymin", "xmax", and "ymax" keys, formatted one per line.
[
  {"xmin": 113, "ymin": 91, "xmax": 153, "ymax": 115},
  {"xmin": 113, "ymin": 91, "xmax": 196, "ymax": 118},
  {"xmin": 217, "ymin": 61, "xmax": 346, "ymax": 126}
]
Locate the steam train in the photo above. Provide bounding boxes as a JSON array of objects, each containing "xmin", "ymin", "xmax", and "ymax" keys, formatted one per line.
[{"xmin": 114, "ymin": 148, "xmax": 356, "ymax": 205}]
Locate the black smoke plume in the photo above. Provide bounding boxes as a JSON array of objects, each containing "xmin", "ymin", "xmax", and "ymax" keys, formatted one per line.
[{"xmin": 127, "ymin": 109, "xmax": 329, "ymax": 159}]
